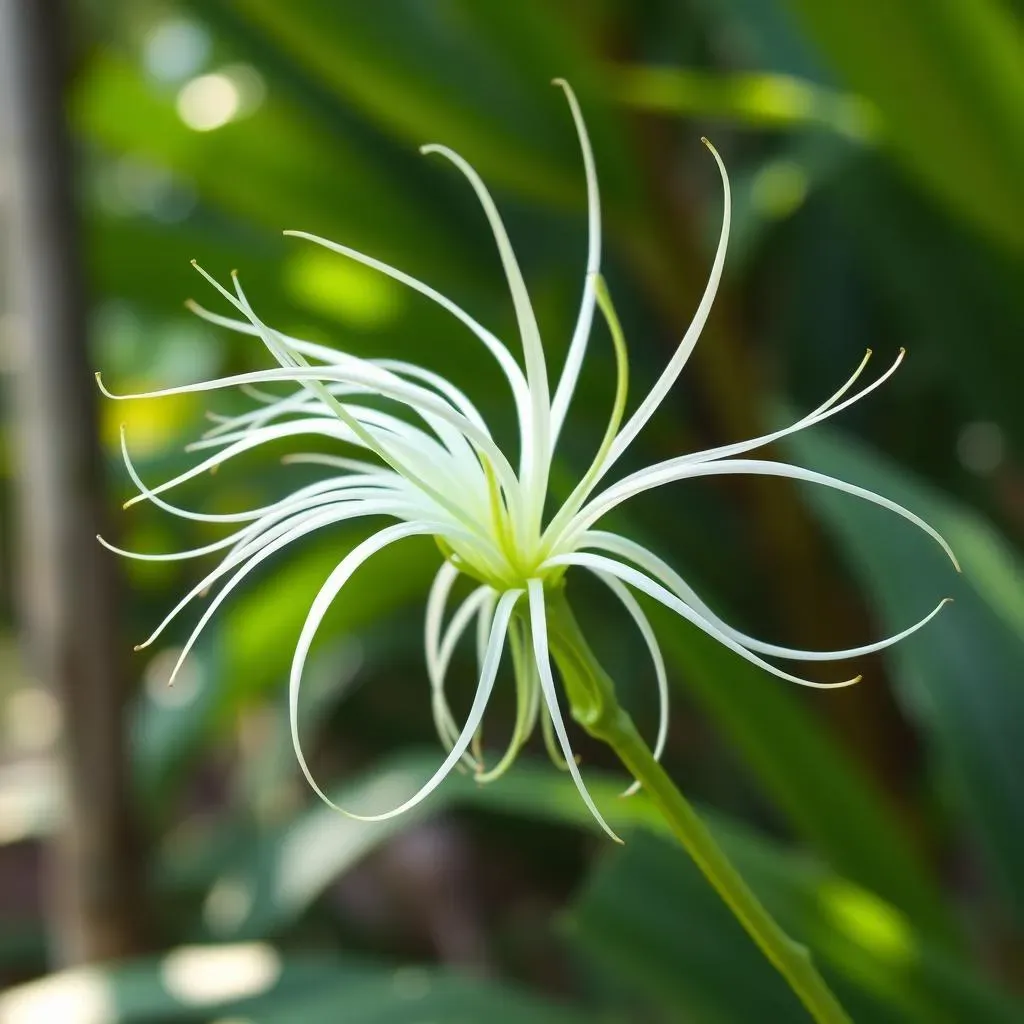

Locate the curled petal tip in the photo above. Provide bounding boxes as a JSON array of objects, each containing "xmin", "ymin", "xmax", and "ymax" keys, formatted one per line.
[
  {"xmin": 132, "ymin": 643, "xmax": 144, "ymax": 652},
  {"xmin": 551, "ymin": 76, "xmax": 568, "ymax": 88}
]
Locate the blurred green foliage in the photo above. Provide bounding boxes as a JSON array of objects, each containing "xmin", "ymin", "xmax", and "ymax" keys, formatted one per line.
[{"xmin": 2, "ymin": 0, "xmax": 1023, "ymax": 1020}]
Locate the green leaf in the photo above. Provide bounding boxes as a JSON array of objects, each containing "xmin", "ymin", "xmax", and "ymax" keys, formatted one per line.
[
  {"xmin": 0, "ymin": 947, "xmax": 587, "ymax": 1023},
  {"xmin": 569, "ymin": 828, "xmax": 1023, "ymax": 1024},
  {"xmin": 785, "ymin": 427, "xmax": 1024, "ymax": 924},
  {"xmin": 184, "ymin": 755, "xmax": 1016, "ymax": 1022},
  {"xmin": 781, "ymin": 0, "xmax": 1024, "ymax": 250},
  {"xmin": 74, "ymin": 54, "xmax": 481, "ymax": 287},
  {"xmin": 188, "ymin": 753, "xmax": 657, "ymax": 940},
  {"xmin": 219, "ymin": 0, "xmax": 582, "ymax": 206},
  {"xmin": 610, "ymin": 64, "xmax": 880, "ymax": 140}
]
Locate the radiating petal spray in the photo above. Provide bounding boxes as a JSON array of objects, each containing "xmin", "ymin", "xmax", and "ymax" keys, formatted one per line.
[{"xmin": 100, "ymin": 79, "xmax": 956, "ymax": 839}]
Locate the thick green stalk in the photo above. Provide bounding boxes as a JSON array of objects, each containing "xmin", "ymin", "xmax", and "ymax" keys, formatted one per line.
[{"xmin": 544, "ymin": 589, "xmax": 852, "ymax": 1024}]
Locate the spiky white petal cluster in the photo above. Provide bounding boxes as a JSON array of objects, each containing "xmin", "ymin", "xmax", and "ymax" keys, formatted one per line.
[{"xmin": 101, "ymin": 81, "xmax": 956, "ymax": 840}]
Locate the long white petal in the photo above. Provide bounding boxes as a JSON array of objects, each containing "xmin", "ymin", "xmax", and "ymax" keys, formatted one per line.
[
  {"xmin": 227, "ymin": 272, "xmax": 488, "ymax": 518},
  {"xmin": 142, "ymin": 497, "xmax": 412, "ymax": 655},
  {"xmin": 99, "ymin": 365, "xmax": 523, "ymax": 517},
  {"xmin": 541, "ymin": 554, "xmax": 861, "ymax": 690},
  {"xmin": 425, "ymin": 561, "xmax": 460, "ymax": 681},
  {"xmin": 526, "ymin": 579, "xmax": 621, "ymax": 842},
  {"xmin": 159, "ymin": 501, "xmax": 423, "ymax": 686},
  {"xmin": 590, "ymin": 570, "xmax": 669, "ymax": 796},
  {"xmin": 188, "ymin": 302, "xmax": 491, "ymax": 440},
  {"xmin": 475, "ymin": 616, "xmax": 541, "ymax": 783},
  {"xmin": 431, "ymin": 586, "xmax": 493, "ymax": 760},
  {"xmin": 581, "ymin": 529, "xmax": 951, "ymax": 662},
  {"xmin": 601, "ymin": 140, "xmax": 730, "ymax": 474},
  {"xmin": 119, "ymin": 426, "xmax": 408, "ymax": 524},
  {"xmin": 573, "ymin": 458, "xmax": 959, "ymax": 572},
  {"xmin": 98, "ymin": 529, "xmax": 250, "ymax": 563},
  {"xmin": 681, "ymin": 350, "xmax": 905, "ymax": 468},
  {"xmin": 550, "ymin": 79, "xmax": 601, "ymax": 445},
  {"xmin": 188, "ymin": 413, "xmax": 480, "ymax": 512},
  {"xmin": 282, "ymin": 229, "xmax": 535, "ymax": 484},
  {"xmin": 292, "ymin": 581, "xmax": 520, "ymax": 821},
  {"xmin": 420, "ymin": 144, "xmax": 550, "ymax": 532}
]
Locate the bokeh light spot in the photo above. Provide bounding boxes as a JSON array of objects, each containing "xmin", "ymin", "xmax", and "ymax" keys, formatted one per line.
[
  {"xmin": 144, "ymin": 18, "xmax": 210, "ymax": 84},
  {"xmin": 162, "ymin": 943, "xmax": 280, "ymax": 1005},
  {"xmin": 177, "ymin": 73, "xmax": 242, "ymax": 132},
  {"xmin": 204, "ymin": 877, "xmax": 255, "ymax": 936},
  {"xmin": 820, "ymin": 880, "xmax": 913, "ymax": 962},
  {"xmin": 752, "ymin": 159, "xmax": 809, "ymax": 219},
  {"xmin": 0, "ymin": 968, "xmax": 114, "ymax": 1024},
  {"xmin": 284, "ymin": 248, "xmax": 404, "ymax": 330},
  {"xmin": 5, "ymin": 687, "xmax": 61, "ymax": 752}
]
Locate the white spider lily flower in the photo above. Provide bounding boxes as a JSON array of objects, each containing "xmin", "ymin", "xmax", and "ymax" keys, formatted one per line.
[{"xmin": 99, "ymin": 80, "xmax": 956, "ymax": 842}]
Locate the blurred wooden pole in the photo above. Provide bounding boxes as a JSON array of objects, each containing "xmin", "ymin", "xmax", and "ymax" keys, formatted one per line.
[{"xmin": 0, "ymin": 0, "xmax": 147, "ymax": 963}]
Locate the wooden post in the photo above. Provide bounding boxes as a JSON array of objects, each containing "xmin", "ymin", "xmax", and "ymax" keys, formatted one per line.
[{"xmin": 0, "ymin": 0, "xmax": 147, "ymax": 964}]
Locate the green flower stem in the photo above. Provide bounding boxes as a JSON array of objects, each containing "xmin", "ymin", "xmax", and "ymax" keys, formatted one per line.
[{"xmin": 544, "ymin": 588, "xmax": 852, "ymax": 1024}]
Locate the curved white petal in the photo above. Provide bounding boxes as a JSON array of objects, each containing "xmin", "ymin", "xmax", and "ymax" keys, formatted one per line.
[
  {"xmin": 550, "ymin": 79, "xmax": 601, "ymax": 445},
  {"xmin": 590, "ymin": 570, "xmax": 669, "ymax": 796},
  {"xmin": 142, "ymin": 497, "xmax": 413, "ymax": 655},
  {"xmin": 160, "ymin": 501, "xmax": 425, "ymax": 686},
  {"xmin": 120, "ymin": 426, "xmax": 409, "ymax": 525},
  {"xmin": 526, "ymin": 579, "xmax": 622, "ymax": 842},
  {"xmin": 581, "ymin": 530, "xmax": 951, "ymax": 662},
  {"xmin": 475, "ymin": 616, "xmax": 541, "ymax": 783},
  {"xmin": 99, "ymin": 365, "xmax": 522, "ymax": 521},
  {"xmin": 97, "ymin": 529, "xmax": 249, "ymax": 563},
  {"xmin": 282, "ymin": 229, "xmax": 535, "ymax": 496},
  {"xmin": 425, "ymin": 561, "xmax": 461, "ymax": 681},
  {"xmin": 431, "ymin": 586, "xmax": 493, "ymax": 760},
  {"xmin": 188, "ymin": 301, "xmax": 491, "ymax": 442},
  {"xmin": 421, "ymin": 144, "xmax": 549, "ymax": 532},
  {"xmin": 292, "ymin": 580, "xmax": 520, "ymax": 822},
  {"xmin": 227, "ymin": 273, "xmax": 492, "ymax": 524},
  {"xmin": 573, "ymin": 458, "xmax": 959, "ymax": 572},
  {"xmin": 542, "ymin": 554, "xmax": 861, "ymax": 690},
  {"xmin": 189, "ymin": 413, "xmax": 481, "ymax": 514},
  {"xmin": 681, "ymin": 350, "xmax": 904, "ymax": 467},
  {"xmin": 601, "ymin": 141, "xmax": 730, "ymax": 475}
]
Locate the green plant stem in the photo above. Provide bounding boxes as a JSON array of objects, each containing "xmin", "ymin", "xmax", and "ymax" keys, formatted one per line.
[{"xmin": 544, "ymin": 589, "xmax": 852, "ymax": 1024}]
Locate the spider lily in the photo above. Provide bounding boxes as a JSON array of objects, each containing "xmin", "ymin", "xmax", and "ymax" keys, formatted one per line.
[{"xmin": 99, "ymin": 81, "xmax": 956, "ymax": 842}]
